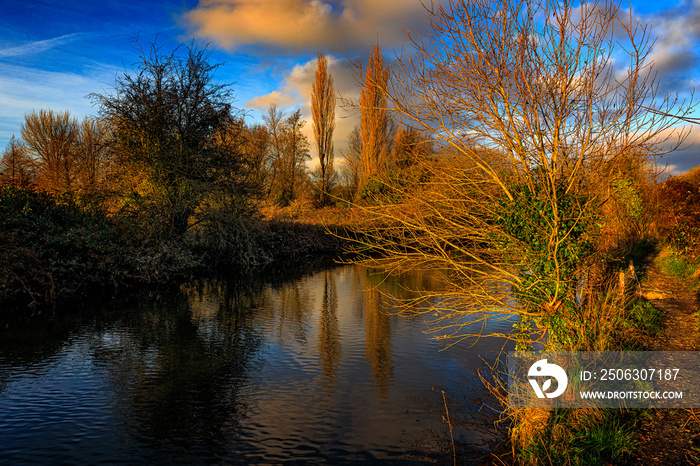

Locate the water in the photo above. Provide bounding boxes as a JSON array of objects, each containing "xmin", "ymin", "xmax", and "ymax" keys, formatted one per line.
[{"xmin": 0, "ymin": 265, "xmax": 516, "ymax": 464}]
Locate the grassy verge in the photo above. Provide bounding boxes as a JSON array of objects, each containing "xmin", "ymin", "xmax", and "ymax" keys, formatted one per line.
[
  {"xmin": 514, "ymin": 408, "xmax": 638, "ymax": 465},
  {"xmin": 623, "ymin": 298, "xmax": 664, "ymax": 348},
  {"xmin": 509, "ymin": 282, "xmax": 663, "ymax": 464},
  {"xmin": 657, "ymin": 247, "xmax": 700, "ymax": 289}
]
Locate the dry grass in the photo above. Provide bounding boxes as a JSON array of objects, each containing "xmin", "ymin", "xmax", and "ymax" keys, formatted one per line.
[
  {"xmin": 510, "ymin": 408, "xmax": 552, "ymax": 454},
  {"xmin": 259, "ymin": 197, "xmax": 368, "ymax": 228}
]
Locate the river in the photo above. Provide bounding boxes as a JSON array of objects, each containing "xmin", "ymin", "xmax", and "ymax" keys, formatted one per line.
[{"xmin": 0, "ymin": 264, "xmax": 516, "ymax": 464}]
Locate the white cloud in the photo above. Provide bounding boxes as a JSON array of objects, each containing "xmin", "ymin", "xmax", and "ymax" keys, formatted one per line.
[
  {"xmin": 0, "ymin": 33, "xmax": 87, "ymax": 59},
  {"xmin": 661, "ymin": 124, "xmax": 700, "ymax": 174},
  {"xmin": 244, "ymin": 54, "xmax": 361, "ymax": 168},
  {"xmin": 185, "ymin": 0, "xmax": 429, "ymax": 53},
  {"xmin": 246, "ymin": 90, "xmax": 299, "ymax": 109},
  {"xmin": 0, "ymin": 63, "xmax": 110, "ymax": 146}
]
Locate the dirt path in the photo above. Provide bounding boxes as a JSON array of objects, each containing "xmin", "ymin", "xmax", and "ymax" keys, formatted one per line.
[
  {"xmin": 628, "ymin": 255, "xmax": 700, "ymax": 465},
  {"xmin": 642, "ymin": 259, "xmax": 700, "ymax": 352}
]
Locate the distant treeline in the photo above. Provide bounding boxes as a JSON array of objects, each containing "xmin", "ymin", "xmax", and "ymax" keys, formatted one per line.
[{"xmin": 0, "ymin": 43, "xmax": 356, "ymax": 311}]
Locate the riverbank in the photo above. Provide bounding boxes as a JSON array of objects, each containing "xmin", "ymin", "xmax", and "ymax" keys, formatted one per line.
[
  {"xmin": 0, "ymin": 186, "xmax": 348, "ymax": 313},
  {"xmin": 630, "ymin": 248, "xmax": 700, "ymax": 464},
  {"xmin": 494, "ymin": 244, "xmax": 677, "ymax": 465},
  {"xmin": 514, "ymin": 247, "xmax": 700, "ymax": 465}
]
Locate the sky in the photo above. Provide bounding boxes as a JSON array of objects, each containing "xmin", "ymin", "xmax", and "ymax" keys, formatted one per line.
[{"xmin": 0, "ymin": 0, "xmax": 699, "ymax": 173}]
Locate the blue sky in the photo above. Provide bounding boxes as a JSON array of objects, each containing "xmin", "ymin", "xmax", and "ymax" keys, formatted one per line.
[{"xmin": 1, "ymin": 0, "xmax": 699, "ymax": 172}]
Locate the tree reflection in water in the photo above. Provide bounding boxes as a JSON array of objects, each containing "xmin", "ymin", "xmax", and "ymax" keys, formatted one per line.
[
  {"xmin": 93, "ymin": 287, "xmax": 265, "ymax": 462},
  {"xmin": 363, "ymin": 287, "xmax": 394, "ymax": 398},
  {"xmin": 0, "ymin": 265, "xmax": 514, "ymax": 463},
  {"xmin": 318, "ymin": 270, "xmax": 341, "ymax": 392}
]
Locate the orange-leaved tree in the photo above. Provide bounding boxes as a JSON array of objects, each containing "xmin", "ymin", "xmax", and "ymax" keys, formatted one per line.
[
  {"xmin": 357, "ymin": 42, "xmax": 391, "ymax": 194},
  {"xmin": 311, "ymin": 52, "xmax": 336, "ymax": 206}
]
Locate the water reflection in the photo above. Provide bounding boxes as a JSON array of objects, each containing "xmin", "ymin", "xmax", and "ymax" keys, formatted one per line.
[
  {"xmin": 92, "ymin": 294, "xmax": 264, "ymax": 462},
  {"xmin": 318, "ymin": 270, "xmax": 341, "ymax": 389},
  {"xmin": 0, "ymin": 264, "xmax": 515, "ymax": 464},
  {"xmin": 363, "ymin": 287, "xmax": 394, "ymax": 398}
]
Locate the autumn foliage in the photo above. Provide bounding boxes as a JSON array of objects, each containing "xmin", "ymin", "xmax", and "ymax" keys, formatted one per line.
[
  {"xmin": 656, "ymin": 169, "xmax": 700, "ymax": 257},
  {"xmin": 311, "ymin": 52, "xmax": 336, "ymax": 206}
]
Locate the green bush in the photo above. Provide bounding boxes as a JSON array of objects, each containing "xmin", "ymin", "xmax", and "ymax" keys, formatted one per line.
[
  {"xmin": 496, "ymin": 177, "xmax": 595, "ymax": 348},
  {"xmin": 0, "ymin": 185, "xmax": 345, "ymax": 311},
  {"xmin": 658, "ymin": 251, "xmax": 698, "ymax": 282},
  {"xmin": 0, "ymin": 186, "xmax": 121, "ymax": 306},
  {"xmin": 628, "ymin": 299, "xmax": 663, "ymax": 337}
]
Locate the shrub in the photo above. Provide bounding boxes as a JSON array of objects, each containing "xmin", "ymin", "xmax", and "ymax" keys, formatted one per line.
[
  {"xmin": 0, "ymin": 185, "xmax": 206, "ymax": 310},
  {"xmin": 0, "ymin": 185, "xmax": 122, "ymax": 306},
  {"xmin": 657, "ymin": 177, "xmax": 700, "ymax": 257},
  {"xmin": 496, "ymin": 178, "xmax": 595, "ymax": 348}
]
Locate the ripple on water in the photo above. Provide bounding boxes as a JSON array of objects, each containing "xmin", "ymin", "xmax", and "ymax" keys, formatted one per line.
[{"xmin": 0, "ymin": 265, "xmax": 509, "ymax": 463}]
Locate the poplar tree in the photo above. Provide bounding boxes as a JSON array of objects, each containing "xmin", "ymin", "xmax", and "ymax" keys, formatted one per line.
[
  {"xmin": 311, "ymin": 52, "xmax": 336, "ymax": 206},
  {"xmin": 358, "ymin": 43, "xmax": 390, "ymax": 191}
]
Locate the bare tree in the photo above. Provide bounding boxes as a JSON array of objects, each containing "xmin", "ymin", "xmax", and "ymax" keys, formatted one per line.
[
  {"xmin": 345, "ymin": 0, "xmax": 696, "ymax": 350},
  {"xmin": 91, "ymin": 42, "xmax": 253, "ymax": 235},
  {"xmin": 281, "ymin": 109, "xmax": 310, "ymax": 205},
  {"xmin": 261, "ymin": 105, "xmax": 311, "ymax": 205},
  {"xmin": 21, "ymin": 109, "xmax": 79, "ymax": 193},
  {"xmin": 340, "ymin": 124, "xmax": 362, "ymax": 196},
  {"xmin": 242, "ymin": 122, "xmax": 272, "ymax": 192},
  {"xmin": 263, "ymin": 104, "xmax": 287, "ymax": 201},
  {"xmin": 311, "ymin": 52, "xmax": 336, "ymax": 206},
  {"xmin": 392, "ymin": 125, "xmax": 434, "ymax": 169},
  {"xmin": 76, "ymin": 117, "xmax": 108, "ymax": 192}
]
